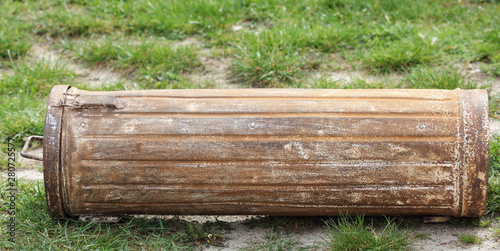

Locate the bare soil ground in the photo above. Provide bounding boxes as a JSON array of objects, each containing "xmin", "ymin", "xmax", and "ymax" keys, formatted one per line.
[{"xmin": 29, "ymin": 43, "xmax": 133, "ymax": 88}]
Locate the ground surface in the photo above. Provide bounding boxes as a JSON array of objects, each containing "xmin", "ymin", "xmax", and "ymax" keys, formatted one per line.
[
  {"xmin": 9, "ymin": 48, "xmax": 500, "ymax": 250},
  {"xmin": 2, "ymin": 0, "xmax": 500, "ymax": 250},
  {"xmin": 11, "ymin": 136, "xmax": 500, "ymax": 250}
]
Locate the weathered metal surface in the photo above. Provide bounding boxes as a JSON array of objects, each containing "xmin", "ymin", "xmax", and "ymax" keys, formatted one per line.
[
  {"xmin": 40, "ymin": 86, "xmax": 489, "ymax": 218},
  {"xmin": 43, "ymin": 85, "xmax": 69, "ymax": 218}
]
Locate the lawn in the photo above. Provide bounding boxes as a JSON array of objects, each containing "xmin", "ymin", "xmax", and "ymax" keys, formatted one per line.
[{"xmin": 1, "ymin": 0, "xmax": 500, "ymax": 250}]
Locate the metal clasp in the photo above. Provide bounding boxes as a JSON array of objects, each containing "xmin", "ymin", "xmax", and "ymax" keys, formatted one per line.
[
  {"xmin": 59, "ymin": 92, "xmax": 80, "ymax": 107},
  {"xmin": 59, "ymin": 92, "xmax": 124, "ymax": 109},
  {"xmin": 20, "ymin": 136, "xmax": 44, "ymax": 161}
]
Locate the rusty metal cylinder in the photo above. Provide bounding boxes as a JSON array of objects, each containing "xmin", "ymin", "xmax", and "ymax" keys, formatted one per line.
[{"xmin": 30, "ymin": 85, "xmax": 490, "ymax": 218}]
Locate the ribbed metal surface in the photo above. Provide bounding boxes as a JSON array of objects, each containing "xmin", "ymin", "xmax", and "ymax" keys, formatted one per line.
[{"xmin": 43, "ymin": 86, "xmax": 489, "ymax": 218}]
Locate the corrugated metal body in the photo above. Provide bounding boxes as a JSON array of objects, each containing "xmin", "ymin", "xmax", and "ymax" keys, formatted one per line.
[{"xmin": 42, "ymin": 86, "xmax": 489, "ymax": 218}]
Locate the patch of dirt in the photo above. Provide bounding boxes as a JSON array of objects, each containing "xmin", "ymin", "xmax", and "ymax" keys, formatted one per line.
[
  {"xmin": 301, "ymin": 52, "xmax": 404, "ymax": 88},
  {"xmin": 171, "ymin": 37, "xmax": 202, "ymax": 49},
  {"xmin": 188, "ymin": 55, "xmax": 237, "ymax": 89},
  {"xmin": 205, "ymin": 223, "xmax": 324, "ymax": 250},
  {"xmin": 490, "ymin": 119, "xmax": 500, "ymax": 135},
  {"xmin": 457, "ymin": 62, "xmax": 498, "ymax": 91},
  {"xmin": 413, "ymin": 221, "xmax": 500, "ymax": 251},
  {"xmin": 303, "ymin": 69, "xmax": 401, "ymax": 88},
  {"xmin": 205, "ymin": 222, "xmax": 269, "ymax": 250},
  {"xmin": 173, "ymin": 37, "xmax": 238, "ymax": 88},
  {"xmin": 18, "ymin": 147, "xmax": 43, "ymax": 170},
  {"xmin": 323, "ymin": 70, "xmax": 373, "ymax": 83},
  {"xmin": 490, "ymin": 78, "xmax": 500, "ymax": 96},
  {"xmin": 161, "ymin": 215, "xmax": 324, "ymax": 250},
  {"xmin": 232, "ymin": 25, "xmax": 244, "ymax": 32},
  {"xmin": 12, "ymin": 169, "xmax": 43, "ymax": 181},
  {"xmin": 157, "ymin": 215, "xmax": 500, "ymax": 250},
  {"xmin": 0, "ymin": 69, "xmax": 13, "ymax": 80},
  {"xmin": 3, "ymin": 148, "xmax": 43, "ymax": 181},
  {"xmin": 29, "ymin": 43, "xmax": 133, "ymax": 89}
]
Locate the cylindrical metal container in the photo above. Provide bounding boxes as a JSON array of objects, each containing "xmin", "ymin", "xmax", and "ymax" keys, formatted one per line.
[{"xmin": 24, "ymin": 85, "xmax": 490, "ymax": 218}]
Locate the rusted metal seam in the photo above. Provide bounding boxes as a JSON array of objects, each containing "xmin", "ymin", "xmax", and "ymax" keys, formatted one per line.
[
  {"xmin": 78, "ymin": 135, "xmax": 459, "ymax": 142},
  {"xmin": 80, "ymin": 202, "xmax": 455, "ymax": 209},
  {"xmin": 457, "ymin": 90, "xmax": 465, "ymax": 217},
  {"xmin": 59, "ymin": 89, "xmax": 72, "ymax": 217},
  {"xmin": 48, "ymin": 85, "xmax": 71, "ymax": 218},
  {"xmin": 78, "ymin": 159, "xmax": 456, "ymax": 166},
  {"xmin": 76, "ymin": 158, "xmax": 458, "ymax": 164},
  {"xmin": 108, "ymin": 96, "xmax": 455, "ymax": 101},
  {"xmin": 109, "ymin": 113, "xmax": 460, "ymax": 118},
  {"xmin": 80, "ymin": 184, "xmax": 454, "ymax": 189}
]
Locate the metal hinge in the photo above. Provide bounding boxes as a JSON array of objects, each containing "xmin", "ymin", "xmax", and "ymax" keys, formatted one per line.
[{"xmin": 59, "ymin": 92, "xmax": 124, "ymax": 109}]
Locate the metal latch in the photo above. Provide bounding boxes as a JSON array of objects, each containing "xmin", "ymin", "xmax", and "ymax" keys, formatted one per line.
[{"xmin": 59, "ymin": 93, "xmax": 124, "ymax": 109}]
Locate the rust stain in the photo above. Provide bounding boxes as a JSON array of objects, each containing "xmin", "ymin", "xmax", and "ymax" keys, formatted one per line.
[{"xmin": 39, "ymin": 86, "xmax": 489, "ymax": 218}]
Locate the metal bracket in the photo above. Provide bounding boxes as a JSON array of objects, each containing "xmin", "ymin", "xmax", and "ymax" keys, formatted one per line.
[
  {"xmin": 59, "ymin": 92, "xmax": 124, "ymax": 109},
  {"xmin": 20, "ymin": 136, "xmax": 44, "ymax": 161},
  {"xmin": 59, "ymin": 92, "xmax": 80, "ymax": 107}
]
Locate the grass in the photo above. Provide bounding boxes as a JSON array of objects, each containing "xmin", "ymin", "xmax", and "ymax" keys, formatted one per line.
[
  {"xmin": 36, "ymin": 0, "xmax": 244, "ymax": 38},
  {"xmin": 179, "ymin": 220, "xmax": 233, "ymax": 247},
  {"xmin": 1, "ymin": 0, "xmax": 500, "ymax": 249},
  {"xmin": 0, "ymin": 33, "xmax": 32, "ymax": 60},
  {"xmin": 477, "ymin": 34, "xmax": 500, "ymax": 77},
  {"xmin": 14, "ymin": 0, "xmax": 498, "ymax": 85},
  {"xmin": 449, "ymin": 217, "xmax": 474, "ymax": 226},
  {"xmin": 403, "ymin": 66, "xmax": 480, "ymax": 89},
  {"xmin": 472, "ymin": 219, "xmax": 492, "ymax": 227},
  {"xmin": 230, "ymin": 36, "xmax": 305, "ymax": 87},
  {"xmin": 0, "ymin": 180, "xmax": 424, "ymax": 250},
  {"xmin": 481, "ymin": 62, "xmax": 500, "ymax": 77},
  {"xmin": 1, "ymin": 59, "xmax": 74, "ymax": 96},
  {"xmin": 0, "ymin": 2, "xmax": 33, "ymax": 59},
  {"xmin": 457, "ymin": 233, "xmax": 481, "ymax": 244},
  {"xmin": 1, "ymin": 0, "xmax": 500, "ymax": 89},
  {"xmin": 322, "ymin": 214, "xmax": 415, "ymax": 250},
  {"xmin": 414, "ymin": 232, "xmax": 430, "ymax": 239},
  {"xmin": 306, "ymin": 76, "xmax": 399, "ymax": 89},
  {"xmin": 362, "ymin": 40, "xmax": 434, "ymax": 74},
  {"xmin": 62, "ymin": 37, "xmax": 201, "ymax": 89},
  {"xmin": 494, "ymin": 219, "xmax": 500, "ymax": 238},
  {"xmin": 0, "ymin": 59, "xmax": 75, "ymax": 149},
  {"xmin": 0, "ymin": 180, "xmax": 236, "ymax": 250},
  {"xmin": 0, "ymin": 181, "xmax": 182, "ymax": 249},
  {"xmin": 489, "ymin": 135, "xmax": 500, "ymax": 215}
]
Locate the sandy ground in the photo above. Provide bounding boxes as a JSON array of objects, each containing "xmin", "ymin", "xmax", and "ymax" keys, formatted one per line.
[{"xmin": 4, "ymin": 41, "xmax": 500, "ymax": 250}]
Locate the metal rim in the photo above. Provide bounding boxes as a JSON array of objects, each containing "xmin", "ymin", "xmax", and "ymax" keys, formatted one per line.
[
  {"xmin": 458, "ymin": 89, "xmax": 490, "ymax": 217},
  {"xmin": 43, "ymin": 85, "xmax": 71, "ymax": 218}
]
